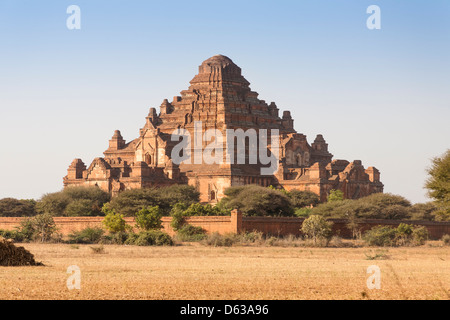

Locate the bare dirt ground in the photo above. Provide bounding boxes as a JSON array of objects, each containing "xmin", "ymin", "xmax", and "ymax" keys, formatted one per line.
[{"xmin": 0, "ymin": 242, "xmax": 448, "ymax": 300}]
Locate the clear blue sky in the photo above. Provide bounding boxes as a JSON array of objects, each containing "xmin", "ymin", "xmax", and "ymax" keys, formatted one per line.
[{"xmin": 0, "ymin": 0, "xmax": 449, "ymax": 203}]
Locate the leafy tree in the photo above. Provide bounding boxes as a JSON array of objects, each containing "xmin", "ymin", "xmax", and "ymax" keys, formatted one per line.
[
  {"xmin": 102, "ymin": 204, "xmax": 127, "ymax": 233},
  {"xmin": 0, "ymin": 198, "xmax": 37, "ymax": 217},
  {"xmin": 135, "ymin": 206, "xmax": 163, "ymax": 231},
  {"xmin": 310, "ymin": 193, "xmax": 412, "ymax": 220},
  {"xmin": 328, "ymin": 189, "xmax": 344, "ymax": 202},
  {"xmin": 37, "ymin": 186, "xmax": 110, "ymax": 216},
  {"xmin": 300, "ymin": 215, "xmax": 333, "ymax": 246},
  {"xmin": 16, "ymin": 213, "xmax": 58, "ymax": 242},
  {"xmin": 219, "ymin": 185, "xmax": 294, "ymax": 217},
  {"xmin": 410, "ymin": 202, "xmax": 438, "ymax": 221},
  {"xmin": 108, "ymin": 185, "xmax": 199, "ymax": 217},
  {"xmin": 287, "ymin": 190, "xmax": 320, "ymax": 208},
  {"xmin": 425, "ymin": 149, "xmax": 450, "ymax": 221},
  {"xmin": 183, "ymin": 203, "xmax": 229, "ymax": 216}
]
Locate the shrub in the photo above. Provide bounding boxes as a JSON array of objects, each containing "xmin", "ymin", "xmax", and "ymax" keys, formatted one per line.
[
  {"xmin": 395, "ymin": 223, "xmax": 414, "ymax": 246},
  {"xmin": 170, "ymin": 203, "xmax": 189, "ymax": 231},
  {"xmin": 204, "ymin": 232, "xmax": 239, "ymax": 247},
  {"xmin": 17, "ymin": 213, "xmax": 58, "ymax": 243},
  {"xmin": 67, "ymin": 227, "xmax": 104, "ymax": 244},
  {"xmin": 135, "ymin": 206, "xmax": 163, "ymax": 231},
  {"xmin": 90, "ymin": 245, "xmax": 105, "ymax": 254},
  {"xmin": 102, "ymin": 204, "xmax": 128, "ymax": 233},
  {"xmin": 363, "ymin": 224, "xmax": 428, "ymax": 247},
  {"xmin": 363, "ymin": 226, "xmax": 398, "ymax": 247},
  {"xmin": 411, "ymin": 226, "xmax": 428, "ymax": 245},
  {"xmin": 0, "ymin": 229, "xmax": 26, "ymax": 242},
  {"xmin": 219, "ymin": 185, "xmax": 294, "ymax": 217},
  {"xmin": 301, "ymin": 215, "xmax": 333, "ymax": 246},
  {"xmin": 442, "ymin": 234, "xmax": 450, "ymax": 246},
  {"xmin": 131, "ymin": 230, "xmax": 174, "ymax": 246},
  {"xmin": 175, "ymin": 224, "xmax": 207, "ymax": 242}
]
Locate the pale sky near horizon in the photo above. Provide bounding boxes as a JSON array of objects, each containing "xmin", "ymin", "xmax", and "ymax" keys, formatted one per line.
[{"xmin": 0, "ymin": 0, "xmax": 449, "ymax": 204}]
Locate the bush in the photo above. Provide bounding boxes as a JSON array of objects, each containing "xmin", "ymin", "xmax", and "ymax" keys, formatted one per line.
[
  {"xmin": 67, "ymin": 227, "xmax": 104, "ymax": 244},
  {"xmin": 363, "ymin": 226, "xmax": 398, "ymax": 247},
  {"xmin": 135, "ymin": 206, "xmax": 163, "ymax": 231},
  {"xmin": 128, "ymin": 230, "xmax": 174, "ymax": 246},
  {"xmin": 219, "ymin": 185, "xmax": 294, "ymax": 217},
  {"xmin": 175, "ymin": 224, "xmax": 207, "ymax": 242},
  {"xmin": 363, "ymin": 224, "xmax": 429, "ymax": 247},
  {"xmin": 204, "ymin": 232, "xmax": 239, "ymax": 247},
  {"xmin": 442, "ymin": 234, "xmax": 450, "ymax": 246},
  {"xmin": 15, "ymin": 213, "xmax": 58, "ymax": 243},
  {"xmin": 0, "ymin": 229, "xmax": 26, "ymax": 242},
  {"xmin": 0, "ymin": 198, "xmax": 37, "ymax": 217},
  {"xmin": 102, "ymin": 204, "xmax": 128, "ymax": 233},
  {"xmin": 300, "ymin": 215, "xmax": 333, "ymax": 246},
  {"xmin": 170, "ymin": 203, "xmax": 189, "ymax": 231},
  {"xmin": 411, "ymin": 226, "xmax": 428, "ymax": 245}
]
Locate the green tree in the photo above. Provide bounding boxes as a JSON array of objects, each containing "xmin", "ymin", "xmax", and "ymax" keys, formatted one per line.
[
  {"xmin": 135, "ymin": 206, "xmax": 163, "ymax": 231},
  {"xmin": 0, "ymin": 198, "xmax": 37, "ymax": 217},
  {"xmin": 37, "ymin": 186, "xmax": 110, "ymax": 217},
  {"xmin": 425, "ymin": 149, "xmax": 450, "ymax": 221},
  {"xmin": 19, "ymin": 213, "xmax": 58, "ymax": 242},
  {"xmin": 108, "ymin": 185, "xmax": 199, "ymax": 217},
  {"xmin": 287, "ymin": 190, "xmax": 320, "ymax": 208},
  {"xmin": 219, "ymin": 185, "xmax": 294, "ymax": 217},
  {"xmin": 102, "ymin": 204, "xmax": 127, "ymax": 233},
  {"xmin": 328, "ymin": 189, "xmax": 344, "ymax": 202}
]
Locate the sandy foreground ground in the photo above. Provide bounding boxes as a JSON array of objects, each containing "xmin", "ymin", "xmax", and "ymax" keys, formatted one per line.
[{"xmin": 0, "ymin": 242, "xmax": 448, "ymax": 300}]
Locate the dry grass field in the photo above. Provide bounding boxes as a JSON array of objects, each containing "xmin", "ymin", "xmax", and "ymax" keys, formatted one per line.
[{"xmin": 0, "ymin": 242, "xmax": 449, "ymax": 300}]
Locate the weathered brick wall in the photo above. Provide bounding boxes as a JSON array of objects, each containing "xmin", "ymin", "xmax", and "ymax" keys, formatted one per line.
[
  {"xmin": 0, "ymin": 214, "xmax": 448, "ymax": 240},
  {"xmin": 0, "ymin": 215, "xmax": 237, "ymax": 237},
  {"xmin": 241, "ymin": 217, "xmax": 450, "ymax": 240}
]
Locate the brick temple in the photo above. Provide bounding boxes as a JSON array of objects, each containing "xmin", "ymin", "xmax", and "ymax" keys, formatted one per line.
[{"xmin": 64, "ymin": 55, "xmax": 383, "ymax": 202}]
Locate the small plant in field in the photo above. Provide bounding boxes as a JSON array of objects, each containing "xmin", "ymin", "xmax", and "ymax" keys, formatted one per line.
[
  {"xmin": 175, "ymin": 224, "xmax": 207, "ymax": 242},
  {"xmin": 204, "ymin": 232, "xmax": 239, "ymax": 247},
  {"xmin": 125, "ymin": 230, "xmax": 174, "ymax": 246},
  {"xmin": 90, "ymin": 245, "xmax": 105, "ymax": 254},
  {"xmin": 365, "ymin": 249, "xmax": 390, "ymax": 260},
  {"xmin": 363, "ymin": 224, "xmax": 429, "ymax": 247},
  {"xmin": 442, "ymin": 234, "xmax": 450, "ymax": 246},
  {"xmin": 67, "ymin": 227, "xmax": 104, "ymax": 244}
]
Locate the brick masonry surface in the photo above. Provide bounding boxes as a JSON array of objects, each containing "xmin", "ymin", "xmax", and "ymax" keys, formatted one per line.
[{"xmin": 0, "ymin": 211, "xmax": 448, "ymax": 240}]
